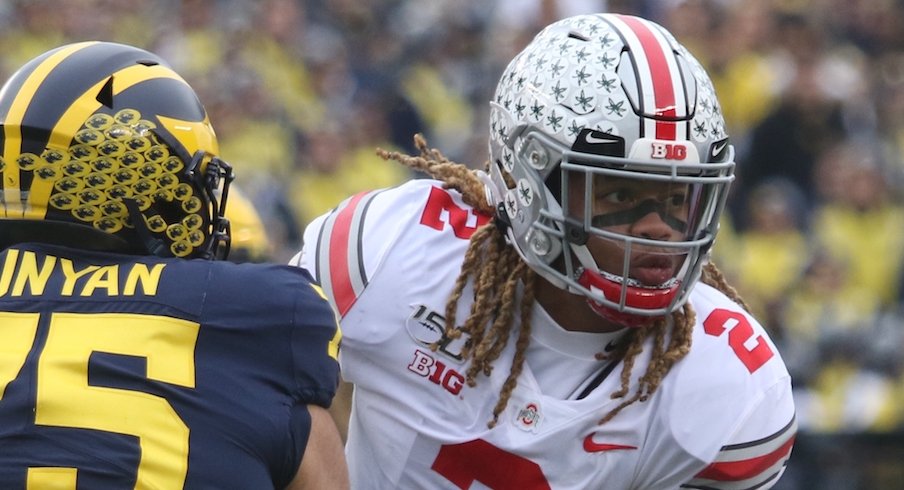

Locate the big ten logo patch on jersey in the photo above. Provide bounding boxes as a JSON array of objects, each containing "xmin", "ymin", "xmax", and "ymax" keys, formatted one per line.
[
  {"xmin": 409, "ymin": 350, "xmax": 465, "ymax": 396},
  {"xmin": 406, "ymin": 304, "xmax": 468, "ymax": 396}
]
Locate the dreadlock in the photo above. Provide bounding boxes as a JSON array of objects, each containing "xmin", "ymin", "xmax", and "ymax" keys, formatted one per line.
[{"xmin": 377, "ymin": 134, "xmax": 748, "ymax": 428}]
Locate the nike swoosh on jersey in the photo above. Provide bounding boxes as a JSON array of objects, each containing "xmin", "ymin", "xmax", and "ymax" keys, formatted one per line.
[{"xmin": 583, "ymin": 434, "xmax": 638, "ymax": 453}]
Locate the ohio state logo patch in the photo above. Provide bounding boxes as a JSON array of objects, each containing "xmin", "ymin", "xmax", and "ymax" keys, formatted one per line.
[{"xmin": 514, "ymin": 401, "xmax": 542, "ymax": 433}]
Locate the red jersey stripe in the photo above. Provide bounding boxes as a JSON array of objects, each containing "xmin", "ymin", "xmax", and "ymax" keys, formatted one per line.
[
  {"xmin": 328, "ymin": 191, "xmax": 368, "ymax": 317},
  {"xmin": 695, "ymin": 435, "xmax": 795, "ymax": 481}
]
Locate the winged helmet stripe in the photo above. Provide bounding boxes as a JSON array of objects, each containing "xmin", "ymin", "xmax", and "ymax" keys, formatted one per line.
[
  {"xmin": 1, "ymin": 42, "xmax": 97, "ymax": 217},
  {"xmin": 23, "ymin": 64, "xmax": 185, "ymax": 219}
]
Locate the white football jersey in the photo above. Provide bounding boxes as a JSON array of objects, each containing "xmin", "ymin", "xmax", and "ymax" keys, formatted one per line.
[{"xmin": 294, "ymin": 179, "xmax": 796, "ymax": 490}]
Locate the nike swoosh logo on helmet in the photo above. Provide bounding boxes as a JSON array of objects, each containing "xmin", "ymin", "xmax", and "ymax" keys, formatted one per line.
[
  {"xmin": 711, "ymin": 140, "xmax": 728, "ymax": 158},
  {"xmin": 583, "ymin": 433, "xmax": 638, "ymax": 453}
]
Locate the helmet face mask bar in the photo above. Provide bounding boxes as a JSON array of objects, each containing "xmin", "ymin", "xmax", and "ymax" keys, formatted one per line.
[
  {"xmin": 484, "ymin": 14, "xmax": 736, "ymax": 327},
  {"xmin": 124, "ymin": 147, "xmax": 234, "ymax": 260},
  {"xmin": 493, "ymin": 125, "xmax": 733, "ymax": 327},
  {"xmin": 557, "ymin": 141, "xmax": 733, "ymax": 325}
]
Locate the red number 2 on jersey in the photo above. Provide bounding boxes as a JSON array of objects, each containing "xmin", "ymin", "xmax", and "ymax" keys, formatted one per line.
[
  {"xmin": 432, "ymin": 439, "xmax": 551, "ymax": 489},
  {"xmin": 703, "ymin": 308, "xmax": 774, "ymax": 373},
  {"xmin": 420, "ymin": 186, "xmax": 491, "ymax": 239}
]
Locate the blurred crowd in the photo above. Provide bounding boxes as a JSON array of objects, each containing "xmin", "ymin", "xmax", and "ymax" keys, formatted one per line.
[{"xmin": 5, "ymin": 0, "xmax": 904, "ymax": 441}]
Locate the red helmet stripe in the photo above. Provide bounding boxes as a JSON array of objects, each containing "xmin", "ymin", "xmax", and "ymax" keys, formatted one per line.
[{"xmin": 616, "ymin": 15, "xmax": 680, "ymax": 140}]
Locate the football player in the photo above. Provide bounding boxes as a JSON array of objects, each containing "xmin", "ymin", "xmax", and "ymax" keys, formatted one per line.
[
  {"xmin": 295, "ymin": 13, "xmax": 795, "ymax": 489},
  {"xmin": 0, "ymin": 42, "xmax": 348, "ymax": 489}
]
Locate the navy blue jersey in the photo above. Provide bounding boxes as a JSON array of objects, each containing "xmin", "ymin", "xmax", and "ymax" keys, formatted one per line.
[{"xmin": 0, "ymin": 243, "xmax": 341, "ymax": 489}]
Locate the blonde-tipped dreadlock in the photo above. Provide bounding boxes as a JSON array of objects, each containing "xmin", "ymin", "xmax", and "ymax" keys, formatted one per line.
[{"xmin": 378, "ymin": 134, "xmax": 748, "ymax": 428}]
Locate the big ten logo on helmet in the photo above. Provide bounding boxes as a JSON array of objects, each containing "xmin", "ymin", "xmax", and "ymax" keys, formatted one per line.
[
  {"xmin": 406, "ymin": 305, "xmax": 468, "ymax": 396},
  {"xmin": 650, "ymin": 142, "xmax": 687, "ymax": 160},
  {"xmin": 630, "ymin": 138, "xmax": 699, "ymax": 162}
]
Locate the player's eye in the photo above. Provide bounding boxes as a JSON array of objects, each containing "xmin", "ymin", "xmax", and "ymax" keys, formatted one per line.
[
  {"xmin": 600, "ymin": 189, "xmax": 632, "ymax": 205},
  {"xmin": 667, "ymin": 193, "xmax": 687, "ymax": 207}
]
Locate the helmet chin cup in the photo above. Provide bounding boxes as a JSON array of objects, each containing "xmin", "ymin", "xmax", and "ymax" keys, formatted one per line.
[
  {"xmin": 587, "ymin": 301, "xmax": 660, "ymax": 329},
  {"xmin": 577, "ymin": 268, "xmax": 678, "ymax": 328}
]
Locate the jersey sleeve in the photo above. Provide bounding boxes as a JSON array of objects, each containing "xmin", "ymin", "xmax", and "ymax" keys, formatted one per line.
[
  {"xmin": 677, "ymin": 286, "xmax": 797, "ymax": 489},
  {"xmin": 681, "ymin": 381, "xmax": 796, "ymax": 489},
  {"xmin": 289, "ymin": 269, "xmax": 342, "ymax": 408},
  {"xmin": 292, "ymin": 181, "xmax": 444, "ymax": 319},
  {"xmin": 633, "ymin": 283, "xmax": 797, "ymax": 490}
]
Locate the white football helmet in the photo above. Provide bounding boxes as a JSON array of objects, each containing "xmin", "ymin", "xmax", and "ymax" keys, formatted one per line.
[{"xmin": 485, "ymin": 14, "xmax": 735, "ymax": 327}]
